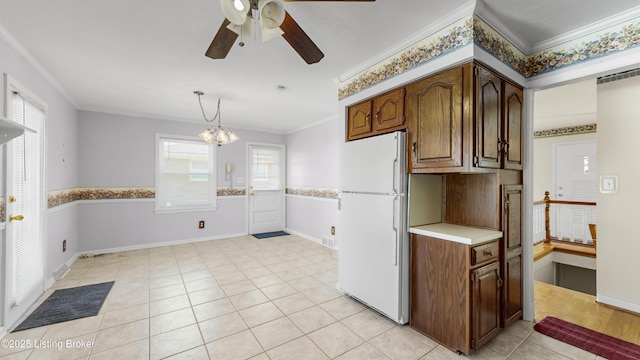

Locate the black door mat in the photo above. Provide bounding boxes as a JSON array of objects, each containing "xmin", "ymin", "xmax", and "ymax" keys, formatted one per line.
[
  {"xmin": 13, "ymin": 281, "xmax": 114, "ymax": 332},
  {"xmin": 253, "ymin": 231, "xmax": 290, "ymax": 239}
]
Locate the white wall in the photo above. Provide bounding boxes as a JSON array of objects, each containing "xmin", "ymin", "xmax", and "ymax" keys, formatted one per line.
[
  {"xmin": 76, "ymin": 110, "xmax": 285, "ymax": 252},
  {"xmin": 596, "ymin": 75, "xmax": 640, "ymax": 312},
  {"xmin": 285, "ymin": 117, "xmax": 341, "ymax": 244}
]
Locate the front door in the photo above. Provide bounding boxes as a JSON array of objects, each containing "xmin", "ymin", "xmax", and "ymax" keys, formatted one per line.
[
  {"xmin": 4, "ymin": 80, "xmax": 46, "ymax": 329},
  {"xmin": 248, "ymin": 144, "xmax": 285, "ymax": 234},
  {"xmin": 553, "ymin": 140, "xmax": 597, "ymax": 242}
]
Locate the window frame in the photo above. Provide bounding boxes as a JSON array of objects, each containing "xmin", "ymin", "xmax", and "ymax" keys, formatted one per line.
[{"xmin": 154, "ymin": 133, "xmax": 217, "ymax": 214}]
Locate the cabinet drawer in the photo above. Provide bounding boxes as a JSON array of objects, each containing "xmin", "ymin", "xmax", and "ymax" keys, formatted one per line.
[{"xmin": 471, "ymin": 241, "xmax": 499, "ymax": 266}]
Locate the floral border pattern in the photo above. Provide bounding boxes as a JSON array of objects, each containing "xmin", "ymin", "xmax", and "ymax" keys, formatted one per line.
[
  {"xmin": 473, "ymin": 16, "xmax": 527, "ymax": 76},
  {"xmin": 338, "ymin": 16, "xmax": 474, "ymax": 100},
  {"xmin": 525, "ymin": 19, "xmax": 640, "ymax": 77},
  {"xmin": 534, "ymin": 124, "xmax": 597, "ymax": 139},
  {"xmin": 47, "ymin": 187, "xmax": 247, "ymax": 209},
  {"xmin": 286, "ymin": 186, "xmax": 339, "ymax": 199},
  {"xmin": 339, "ymin": 13, "xmax": 640, "ymax": 99}
]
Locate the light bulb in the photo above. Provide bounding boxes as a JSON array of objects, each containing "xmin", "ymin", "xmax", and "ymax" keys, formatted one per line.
[{"xmin": 233, "ymin": 0, "xmax": 245, "ymax": 11}]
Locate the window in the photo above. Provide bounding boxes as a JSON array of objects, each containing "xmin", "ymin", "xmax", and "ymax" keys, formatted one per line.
[
  {"xmin": 155, "ymin": 134, "xmax": 216, "ymax": 213},
  {"xmin": 251, "ymin": 146, "xmax": 283, "ymax": 191}
]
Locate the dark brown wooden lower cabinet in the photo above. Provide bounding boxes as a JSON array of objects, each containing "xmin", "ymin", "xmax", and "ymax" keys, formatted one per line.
[
  {"xmin": 503, "ymin": 253, "xmax": 523, "ymax": 327},
  {"xmin": 472, "ymin": 262, "xmax": 501, "ymax": 350},
  {"xmin": 410, "ymin": 234, "xmax": 501, "ymax": 355}
]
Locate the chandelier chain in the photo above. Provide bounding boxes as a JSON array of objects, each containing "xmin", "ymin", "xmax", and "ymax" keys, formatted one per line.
[{"xmin": 195, "ymin": 91, "xmax": 221, "ymax": 124}]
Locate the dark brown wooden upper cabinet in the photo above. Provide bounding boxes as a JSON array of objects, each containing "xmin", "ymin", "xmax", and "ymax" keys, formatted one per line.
[
  {"xmin": 346, "ymin": 100, "xmax": 373, "ymax": 141},
  {"xmin": 346, "ymin": 88, "xmax": 406, "ymax": 141},
  {"xmin": 373, "ymin": 88, "xmax": 405, "ymax": 132},
  {"xmin": 475, "ymin": 66, "xmax": 502, "ymax": 169},
  {"xmin": 406, "ymin": 65, "xmax": 469, "ymax": 172},
  {"xmin": 503, "ymin": 82, "xmax": 524, "ymax": 170},
  {"xmin": 473, "ymin": 64, "xmax": 524, "ymax": 171}
]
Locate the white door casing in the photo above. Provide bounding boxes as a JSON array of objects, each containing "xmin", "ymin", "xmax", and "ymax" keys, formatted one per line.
[
  {"xmin": 248, "ymin": 144, "xmax": 285, "ymax": 234},
  {"xmin": 552, "ymin": 140, "xmax": 597, "ymax": 243},
  {"xmin": 4, "ymin": 76, "xmax": 46, "ymax": 329}
]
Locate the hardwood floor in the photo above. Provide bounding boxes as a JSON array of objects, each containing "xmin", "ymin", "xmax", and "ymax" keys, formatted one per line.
[{"xmin": 535, "ymin": 280, "xmax": 640, "ymax": 345}]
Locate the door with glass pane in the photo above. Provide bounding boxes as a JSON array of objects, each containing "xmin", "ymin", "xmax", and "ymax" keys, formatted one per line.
[
  {"xmin": 248, "ymin": 144, "xmax": 285, "ymax": 234},
  {"xmin": 4, "ymin": 86, "xmax": 45, "ymax": 329}
]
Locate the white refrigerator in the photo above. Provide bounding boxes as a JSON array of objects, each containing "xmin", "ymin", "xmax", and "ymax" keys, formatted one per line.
[{"xmin": 338, "ymin": 131, "xmax": 409, "ymax": 324}]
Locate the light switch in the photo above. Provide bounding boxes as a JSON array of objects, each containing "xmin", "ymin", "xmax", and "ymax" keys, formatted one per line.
[{"xmin": 600, "ymin": 175, "xmax": 618, "ymax": 193}]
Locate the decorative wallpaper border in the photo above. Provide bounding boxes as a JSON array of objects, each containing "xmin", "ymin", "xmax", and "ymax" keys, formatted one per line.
[
  {"xmin": 339, "ymin": 13, "xmax": 640, "ymax": 99},
  {"xmin": 534, "ymin": 124, "xmax": 597, "ymax": 139},
  {"xmin": 338, "ymin": 15, "xmax": 474, "ymax": 100},
  {"xmin": 285, "ymin": 186, "xmax": 339, "ymax": 199},
  {"xmin": 47, "ymin": 187, "xmax": 247, "ymax": 209}
]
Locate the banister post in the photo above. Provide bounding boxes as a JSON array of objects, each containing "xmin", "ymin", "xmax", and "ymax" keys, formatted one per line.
[{"xmin": 544, "ymin": 191, "xmax": 551, "ymax": 244}]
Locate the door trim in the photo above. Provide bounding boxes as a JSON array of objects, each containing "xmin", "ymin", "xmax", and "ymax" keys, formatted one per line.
[
  {"xmin": 245, "ymin": 142, "xmax": 286, "ymax": 235},
  {"xmin": 3, "ymin": 74, "xmax": 48, "ymax": 330}
]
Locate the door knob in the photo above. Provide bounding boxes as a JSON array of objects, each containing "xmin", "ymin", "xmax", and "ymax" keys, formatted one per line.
[
  {"xmin": 9, "ymin": 214, "xmax": 24, "ymax": 222},
  {"xmin": 250, "ymin": 192, "xmax": 254, "ymax": 196}
]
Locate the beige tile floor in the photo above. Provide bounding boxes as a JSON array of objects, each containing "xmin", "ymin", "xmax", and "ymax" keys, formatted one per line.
[{"xmin": 0, "ymin": 235, "xmax": 605, "ymax": 359}]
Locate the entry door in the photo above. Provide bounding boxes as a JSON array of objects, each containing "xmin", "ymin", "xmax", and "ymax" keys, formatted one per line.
[
  {"xmin": 553, "ymin": 140, "xmax": 597, "ymax": 242},
  {"xmin": 4, "ymin": 84, "xmax": 45, "ymax": 329},
  {"xmin": 248, "ymin": 144, "xmax": 285, "ymax": 234}
]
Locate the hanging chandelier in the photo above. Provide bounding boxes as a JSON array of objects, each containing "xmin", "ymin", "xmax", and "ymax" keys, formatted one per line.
[{"xmin": 194, "ymin": 91, "xmax": 239, "ymax": 146}]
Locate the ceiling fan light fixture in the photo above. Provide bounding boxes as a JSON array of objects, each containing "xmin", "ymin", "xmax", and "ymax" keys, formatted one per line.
[
  {"xmin": 220, "ymin": 0, "xmax": 250, "ymax": 25},
  {"xmin": 258, "ymin": 0, "xmax": 285, "ymax": 29}
]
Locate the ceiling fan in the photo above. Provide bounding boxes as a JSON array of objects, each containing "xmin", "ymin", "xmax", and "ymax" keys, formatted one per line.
[{"xmin": 206, "ymin": 0, "xmax": 375, "ymax": 64}]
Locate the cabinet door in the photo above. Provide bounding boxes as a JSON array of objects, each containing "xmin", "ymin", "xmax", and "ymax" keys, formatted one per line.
[
  {"xmin": 471, "ymin": 261, "xmax": 501, "ymax": 350},
  {"xmin": 373, "ymin": 88, "xmax": 405, "ymax": 132},
  {"xmin": 406, "ymin": 66, "xmax": 464, "ymax": 171},
  {"xmin": 346, "ymin": 100, "xmax": 373, "ymax": 141},
  {"xmin": 502, "ymin": 184, "xmax": 523, "ymax": 327},
  {"xmin": 503, "ymin": 82, "xmax": 524, "ymax": 170},
  {"xmin": 503, "ymin": 185, "xmax": 522, "ymax": 251},
  {"xmin": 503, "ymin": 253, "xmax": 523, "ymax": 327},
  {"xmin": 474, "ymin": 65, "xmax": 502, "ymax": 169}
]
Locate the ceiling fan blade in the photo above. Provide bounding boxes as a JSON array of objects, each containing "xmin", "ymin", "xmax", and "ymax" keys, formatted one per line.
[
  {"xmin": 281, "ymin": 11, "xmax": 324, "ymax": 64},
  {"xmin": 205, "ymin": 18, "xmax": 239, "ymax": 59}
]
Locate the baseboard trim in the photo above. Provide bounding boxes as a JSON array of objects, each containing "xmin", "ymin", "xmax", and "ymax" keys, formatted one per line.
[
  {"xmin": 77, "ymin": 233, "xmax": 248, "ymax": 256},
  {"xmin": 596, "ymin": 294, "xmax": 640, "ymax": 314}
]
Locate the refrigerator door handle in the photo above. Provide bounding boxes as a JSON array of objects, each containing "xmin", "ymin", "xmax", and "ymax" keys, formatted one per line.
[
  {"xmin": 393, "ymin": 157, "xmax": 398, "ymax": 195},
  {"xmin": 392, "ymin": 194, "xmax": 399, "ymax": 266}
]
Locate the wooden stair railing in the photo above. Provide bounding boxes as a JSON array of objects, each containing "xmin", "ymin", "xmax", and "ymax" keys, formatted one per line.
[{"xmin": 536, "ymin": 191, "xmax": 597, "ymax": 246}]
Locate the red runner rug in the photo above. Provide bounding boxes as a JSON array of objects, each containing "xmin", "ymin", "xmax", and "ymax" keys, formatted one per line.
[{"xmin": 534, "ymin": 316, "xmax": 640, "ymax": 360}]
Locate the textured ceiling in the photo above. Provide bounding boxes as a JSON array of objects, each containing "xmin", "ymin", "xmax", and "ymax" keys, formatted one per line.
[{"xmin": 0, "ymin": 0, "xmax": 638, "ymax": 133}]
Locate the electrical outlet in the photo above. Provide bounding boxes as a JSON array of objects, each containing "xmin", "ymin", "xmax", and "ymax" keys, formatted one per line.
[
  {"xmin": 63, "ymin": 239, "xmax": 67, "ymax": 252},
  {"xmin": 331, "ymin": 226, "xmax": 335, "ymax": 235},
  {"xmin": 199, "ymin": 220, "xmax": 205, "ymax": 229}
]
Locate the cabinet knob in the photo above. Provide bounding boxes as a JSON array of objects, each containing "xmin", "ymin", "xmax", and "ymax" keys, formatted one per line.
[
  {"xmin": 376, "ymin": 109, "xmax": 380, "ymax": 121},
  {"xmin": 412, "ymin": 141, "xmax": 417, "ymax": 158},
  {"xmin": 483, "ymin": 250, "xmax": 493, "ymax": 257}
]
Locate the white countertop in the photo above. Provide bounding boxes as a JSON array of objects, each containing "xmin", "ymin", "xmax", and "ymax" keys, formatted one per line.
[{"xmin": 409, "ymin": 223, "xmax": 502, "ymax": 245}]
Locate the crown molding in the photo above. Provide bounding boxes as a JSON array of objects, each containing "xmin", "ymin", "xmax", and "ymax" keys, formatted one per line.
[
  {"xmin": 0, "ymin": 22, "xmax": 79, "ymax": 109},
  {"xmin": 337, "ymin": 0, "xmax": 476, "ymax": 83},
  {"xmin": 529, "ymin": 5, "xmax": 640, "ymax": 53},
  {"xmin": 474, "ymin": 0, "xmax": 530, "ymax": 53}
]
